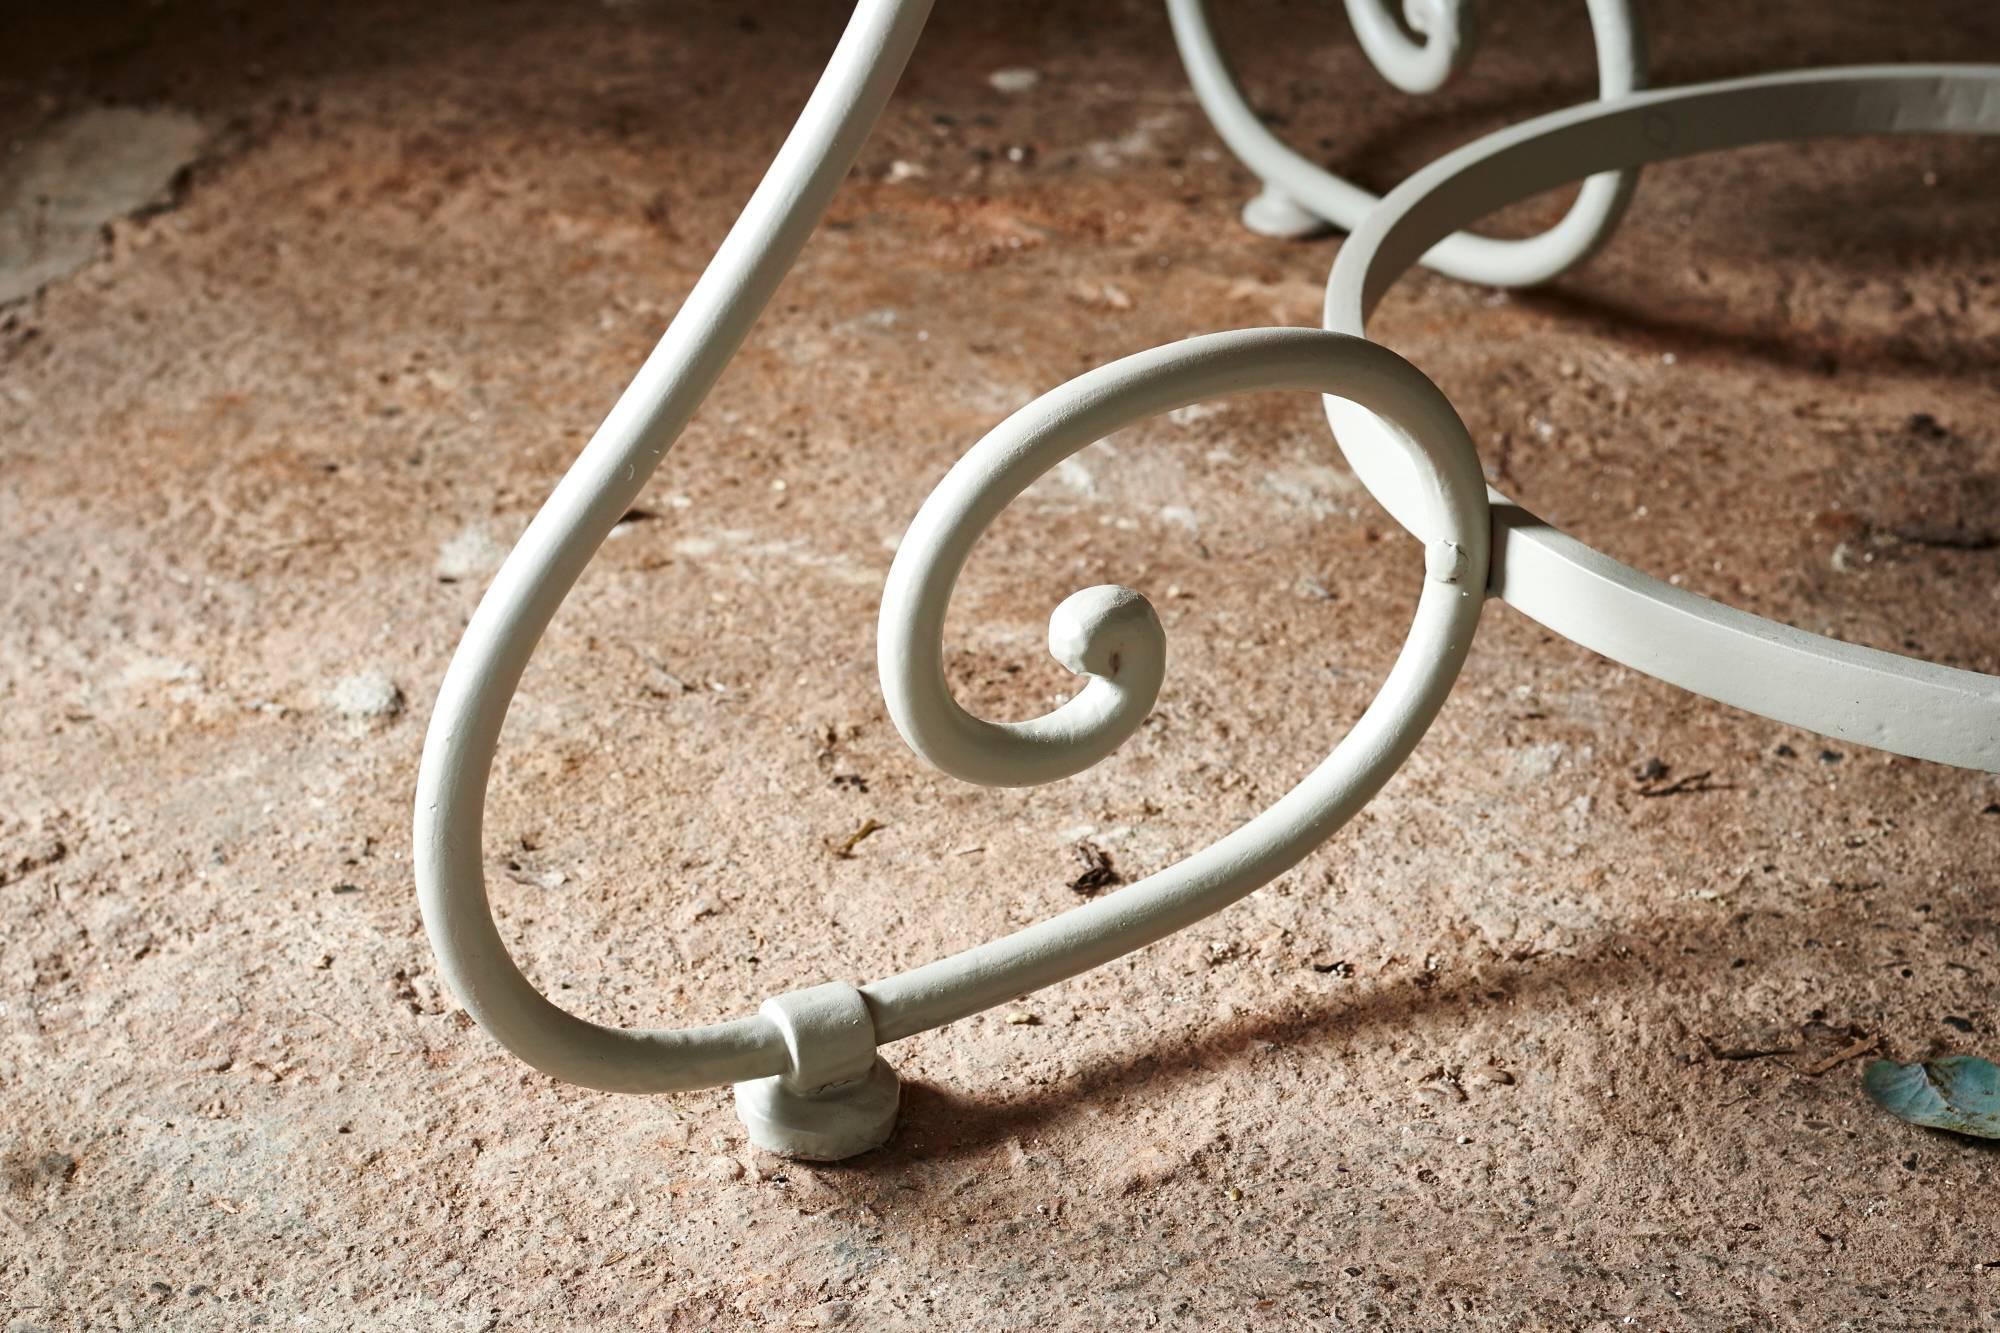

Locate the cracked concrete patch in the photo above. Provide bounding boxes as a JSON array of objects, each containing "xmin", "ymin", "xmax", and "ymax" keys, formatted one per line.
[{"xmin": 0, "ymin": 106, "xmax": 205, "ymax": 305}]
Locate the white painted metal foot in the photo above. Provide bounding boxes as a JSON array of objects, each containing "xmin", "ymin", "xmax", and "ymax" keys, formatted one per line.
[
  {"xmin": 1239, "ymin": 184, "xmax": 1326, "ymax": 239},
  {"xmin": 735, "ymin": 1056, "xmax": 900, "ymax": 1161},
  {"xmin": 731, "ymin": 982, "xmax": 898, "ymax": 1161}
]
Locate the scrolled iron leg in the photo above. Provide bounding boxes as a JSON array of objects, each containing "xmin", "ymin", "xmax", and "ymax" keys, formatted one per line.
[{"xmin": 1168, "ymin": 0, "xmax": 1645, "ymax": 285}]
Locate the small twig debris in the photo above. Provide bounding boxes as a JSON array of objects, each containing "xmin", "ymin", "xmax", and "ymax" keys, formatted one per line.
[
  {"xmin": 1701, "ymin": 1035, "xmax": 1795, "ymax": 1062},
  {"xmin": 1639, "ymin": 770, "xmax": 1726, "ymax": 798},
  {"xmin": 830, "ymin": 818, "xmax": 884, "ymax": 859},
  {"xmin": 1068, "ymin": 842, "xmax": 1123, "ymax": 897},
  {"xmin": 1798, "ymin": 1035, "xmax": 1880, "ymax": 1077}
]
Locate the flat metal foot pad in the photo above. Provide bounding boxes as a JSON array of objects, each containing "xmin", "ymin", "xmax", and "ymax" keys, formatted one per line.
[
  {"xmin": 1240, "ymin": 185, "xmax": 1327, "ymax": 239},
  {"xmin": 733, "ymin": 1056, "xmax": 900, "ymax": 1161}
]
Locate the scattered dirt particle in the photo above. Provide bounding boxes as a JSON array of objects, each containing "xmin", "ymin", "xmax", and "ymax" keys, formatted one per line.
[
  {"xmin": 2, "ymin": 1149, "xmax": 77, "ymax": 1196},
  {"xmin": 1106, "ymin": 1144, "xmax": 1182, "ymax": 1196},
  {"xmin": 1700, "ymin": 1035, "xmax": 1795, "ymax": 1062},
  {"xmin": 988, "ymin": 67, "xmax": 1041, "ymax": 93},
  {"xmin": 829, "ymin": 817, "xmax": 884, "ymax": 859},
  {"xmin": 1068, "ymin": 842, "xmax": 1122, "ymax": 897},
  {"xmin": 2, "ymin": 829, "xmax": 68, "ymax": 887},
  {"xmin": 1907, "ymin": 412, "xmax": 1950, "ymax": 441},
  {"xmin": 1638, "ymin": 770, "xmax": 1725, "ymax": 798},
  {"xmin": 435, "ymin": 526, "xmax": 505, "ymax": 582},
  {"xmin": 326, "ymin": 671, "xmax": 404, "ymax": 720}
]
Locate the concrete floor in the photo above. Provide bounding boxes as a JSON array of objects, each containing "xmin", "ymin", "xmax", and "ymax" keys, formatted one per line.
[{"xmin": 6, "ymin": 0, "xmax": 2000, "ymax": 1326}]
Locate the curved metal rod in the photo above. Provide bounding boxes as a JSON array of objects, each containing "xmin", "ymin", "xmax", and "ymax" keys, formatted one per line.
[
  {"xmin": 1323, "ymin": 65, "xmax": 2000, "ymax": 772},
  {"xmin": 867, "ymin": 327, "xmax": 1490, "ymax": 1039},
  {"xmin": 412, "ymin": 0, "xmax": 936, "ymax": 1094},
  {"xmin": 1167, "ymin": 0, "xmax": 1645, "ymax": 285}
]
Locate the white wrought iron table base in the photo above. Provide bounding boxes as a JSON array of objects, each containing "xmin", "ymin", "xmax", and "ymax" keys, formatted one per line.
[{"xmin": 411, "ymin": 0, "xmax": 2000, "ymax": 1160}]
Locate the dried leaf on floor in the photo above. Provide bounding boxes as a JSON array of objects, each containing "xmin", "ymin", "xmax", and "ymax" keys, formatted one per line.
[{"xmin": 1865, "ymin": 1056, "xmax": 2000, "ymax": 1139}]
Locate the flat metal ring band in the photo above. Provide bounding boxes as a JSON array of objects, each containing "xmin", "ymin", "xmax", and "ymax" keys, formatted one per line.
[{"xmin": 1323, "ymin": 66, "xmax": 2000, "ymax": 771}]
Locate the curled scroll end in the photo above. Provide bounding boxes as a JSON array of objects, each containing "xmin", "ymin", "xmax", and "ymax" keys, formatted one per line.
[
  {"xmin": 1402, "ymin": 0, "xmax": 1461, "ymax": 40},
  {"xmin": 1347, "ymin": 0, "xmax": 1473, "ymax": 96},
  {"xmin": 1048, "ymin": 584, "xmax": 1164, "ymax": 684}
]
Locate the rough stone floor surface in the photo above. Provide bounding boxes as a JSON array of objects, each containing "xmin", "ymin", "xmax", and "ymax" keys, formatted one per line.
[{"xmin": 4, "ymin": 0, "xmax": 2000, "ymax": 1327}]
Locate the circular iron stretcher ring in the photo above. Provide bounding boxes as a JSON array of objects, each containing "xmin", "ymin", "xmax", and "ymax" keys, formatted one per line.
[{"xmin": 1324, "ymin": 65, "xmax": 2000, "ymax": 772}]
